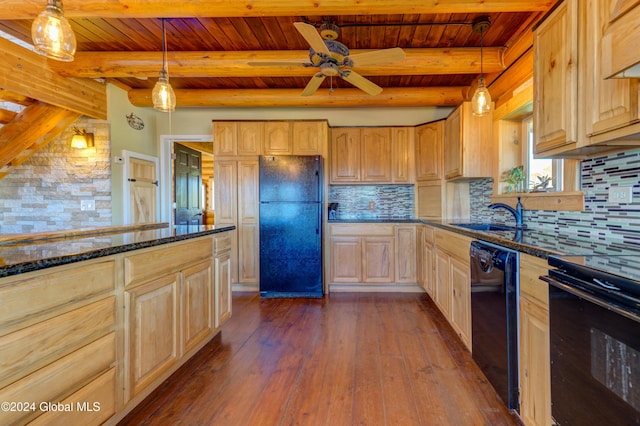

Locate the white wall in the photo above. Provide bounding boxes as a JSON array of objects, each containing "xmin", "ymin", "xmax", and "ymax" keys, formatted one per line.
[{"xmin": 107, "ymin": 84, "xmax": 453, "ymax": 224}]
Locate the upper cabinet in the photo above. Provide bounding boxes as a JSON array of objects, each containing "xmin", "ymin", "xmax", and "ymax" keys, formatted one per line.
[
  {"xmin": 415, "ymin": 120, "xmax": 444, "ymax": 181},
  {"xmin": 533, "ymin": 0, "xmax": 579, "ymax": 154},
  {"xmin": 443, "ymin": 102, "xmax": 493, "ymax": 180},
  {"xmin": 330, "ymin": 127, "xmax": 413, "ymax": 184},
  {"xmin": 534, "ymin": 0, "xmax": 640, "ymax": 157},
  {"xmin": 213, "ymin": 120, "xmax": 328, "ymax": 157}
]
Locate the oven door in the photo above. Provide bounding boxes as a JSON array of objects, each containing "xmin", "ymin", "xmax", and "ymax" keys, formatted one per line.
[{"xmin": 543, "ymin": 275, "xmax": 640, "ymax": 425}]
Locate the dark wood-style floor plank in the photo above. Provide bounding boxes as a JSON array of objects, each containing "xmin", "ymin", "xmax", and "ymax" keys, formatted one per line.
[{"xmin": 119, "ymin": 292, "xmax": 520, "ymax": 426}]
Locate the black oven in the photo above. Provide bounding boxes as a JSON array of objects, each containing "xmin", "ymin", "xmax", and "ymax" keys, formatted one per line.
[{"xmin": 542, "ymin": 255, "xmax": 640, "ymax": 426}]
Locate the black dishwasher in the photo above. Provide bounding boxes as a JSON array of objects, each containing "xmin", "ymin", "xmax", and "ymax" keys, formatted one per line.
[{"xmin": 470, "ymin": 241, "xmax": 519, "ymax": 412}]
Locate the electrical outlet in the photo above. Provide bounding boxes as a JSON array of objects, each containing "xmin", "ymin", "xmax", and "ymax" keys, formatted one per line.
[
  {"xmin": 368, "ymin": 201, "xmax": 376, "ymax": 210},
  {"xmin": 81, "ymin": 200, "xmax": 96, "ymax": 211},
  {"xmin": 608, "ymin": 186, "xmax": 633, "ymax": 203}
]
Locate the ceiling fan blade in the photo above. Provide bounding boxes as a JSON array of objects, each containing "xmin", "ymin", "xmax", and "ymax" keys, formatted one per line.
[
  {"xmin": 301, "ymin": 74, "xmax": 326, "ymax": 96},
  {"xmin": 294, "ymin": 22, "xmax": 330, "ymax": 55},
  {"xmin": 340, "ymin": 70, "xmax": 383, "ymax": 96},
  {"xmin": 349, "ymin": 47, "xmax": 406, "ymax": 67}
]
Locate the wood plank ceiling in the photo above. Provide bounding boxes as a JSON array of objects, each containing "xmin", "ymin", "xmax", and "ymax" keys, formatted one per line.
[{"xmin": 0, "ymin": 0, "xmax": 557, "ymax": 110}]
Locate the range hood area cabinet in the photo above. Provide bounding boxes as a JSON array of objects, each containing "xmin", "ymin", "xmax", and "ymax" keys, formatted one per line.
[
  {"xmin": 602, "ymin": 0, "xmax": 640, "ymax": 78},
  {"xmin": 534, "ymin": 0, "xmax": 640, "ymax": 158}
]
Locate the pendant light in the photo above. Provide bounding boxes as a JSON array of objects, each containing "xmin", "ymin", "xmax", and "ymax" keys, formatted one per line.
[
  {"xmin": 31, "ymin": 0, "xmax": 76, "ymax": 62},
  {"xmin": 471, "ymin": 17, "xmax": 491, "ymax": 116},
  {"xmin": 152, "ymin": 18, "xmax": 176, "ymax": 112}
]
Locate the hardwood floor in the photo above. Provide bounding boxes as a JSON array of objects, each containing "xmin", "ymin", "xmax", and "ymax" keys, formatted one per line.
[{"xmin": 120, "ymin": 292, "xmax": 520, "ymax": 425}]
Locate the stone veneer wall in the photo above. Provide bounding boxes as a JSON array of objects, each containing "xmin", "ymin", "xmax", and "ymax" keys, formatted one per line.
[
  {"xmin": 470, "ymin": 147, "xmax": 640, "ymax": 251},
  {"xmin": 0, "ymin": 119, "xmax": 112, "ymax": 234},
  {"xmin": 329, "ymin": 185, "xmax": 414, "ymax": 219}
]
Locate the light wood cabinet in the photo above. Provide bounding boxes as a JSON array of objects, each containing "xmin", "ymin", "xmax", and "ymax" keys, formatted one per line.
[
  {"xmin": 329, "ymin": 224, "xmax": 417, "ymax": 288},
  {"xmin": 237, "ymin": 122, "xmax": 263, "ymax": 155},
  {"xmin": 330, "ymin": 128, "xmax": 361, "ymax": 182},
  {"xmin": 395, "ymin": 225, "xmax": 417, "ymax": 283},
  {"xmin": 330, "ymin": 127, "xmax": 411, "ymax": 184},
  {"xmin": 433, "ymin": 228, "xmax": 472, "ymax": 350},
  {"xmin": 361, "ymin": 128, "xmax": 392, "ymax": 182},
  {"xmin": 519, "ymin": 254, "xmax": 552, "ymax": 426},
  {"xmin": 125, "ymin": 273, "xmax": 180, "ymax": 400},
  {"xmin": 214, "ymin": 232, "xmax": 232, "ymax": 327},
  {"xmin": 182, "ymin": 260, "xmax": 214, "ymax": 354},
  {"xmin": 584, "ymin": 0, "xmax": 640, "ymax": 142},
  {"xmin": 213, "ymin": 121, "xmax": 237, "ymax": 156},
  {"xmin": 362, "ymin": 236, "xmax": 395, "ymax": 283},
  {"xmin": 415, "ymin": 121, "xmax": 444, "ymax": 181},
  {"xmin": 416, "ymin": 225, "xmax": 435, "ymax": 296},
  {"xmin": 292, "ymin": 121, "xmax": 328, "ymax": 155},
  {"xmin": 214, "ymin": 158, "xmax": 260, "ymax": 288},
  {"xmin": 533, "ymin": 0, "xmax": 579, "ymax": 154},
  {"xmin": 443, "ymin": 102, "xmax": 493, "ymax": 180},
  {"xmin": 263, "ymin": 121, "xmax": 292, "ymax": 155}
]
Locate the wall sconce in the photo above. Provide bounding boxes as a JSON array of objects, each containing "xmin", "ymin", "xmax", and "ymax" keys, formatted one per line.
[
  {"xmin": 31, "ymin": 0, "xmax": 77, "ymax": 62},
  {"xmin": 70, "ymin": 126, "xmax": 94, "ymax": 149}
]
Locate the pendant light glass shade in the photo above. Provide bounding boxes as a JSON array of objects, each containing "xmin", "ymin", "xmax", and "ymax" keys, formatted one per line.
[
  {"xmin": 152, "ymin": 19, "xmax": 176, "ymax": 112},
  {"xmin": 471, "ymin": 77, "xmax": 491, "ymax": 116},
  {"xmin": 31, "ymin": 0, "xmax": 76, "ymax": 62},
  {"xmin": 471, "ymin": 18, "xmax": 491, "ymax": 116},
  {"xmin": 152, "ymin": 70, "xmax": 177, "ymax": 112}
]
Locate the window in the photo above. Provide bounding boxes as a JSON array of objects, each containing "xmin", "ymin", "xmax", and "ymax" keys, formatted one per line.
[{"xmin": 523, "ymin": 116, "xmax": 563, "ymax": 192}]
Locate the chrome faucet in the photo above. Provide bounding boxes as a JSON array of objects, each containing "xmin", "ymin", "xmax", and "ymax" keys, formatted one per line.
[{"xmin": 489, "ymin": 196, "xmax": 524, "ymax": 228}]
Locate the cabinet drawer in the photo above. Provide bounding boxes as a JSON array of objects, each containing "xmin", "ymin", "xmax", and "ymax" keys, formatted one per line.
[
  {"xmin": 0, "ymin": 296, "xmax": 115, "ymax": 389},
  {"xmin": 0, "ymin": 259, "xmax": 115, "ymax": 335},
  {"xmin": 125, "ymin": 238, "xmax": 213, "ymax": 287},
  {"xmin": 520, "ymin": 254, "xmax": 549, "ymax": 306},
  {"xmin": 330, "ymin": 223, "xmax": 394, "ymax": 236},
  {"xmin": 0, "ymin": 333, "xmax": 115, "ymax": 425},
  {"xmin": 214, "ymin": 233, "xmax": 232, "ymax": 254},
  {"xmin": 29, "ymin": 368, "xmax": 116, "ymax": 426},
  {"xmin": 435, "ymin": 229, "xmax": 472, "ymax": 260},
  {"xmin": 423, "ymin": 226, "xmax": 435, "ymax": 244}
]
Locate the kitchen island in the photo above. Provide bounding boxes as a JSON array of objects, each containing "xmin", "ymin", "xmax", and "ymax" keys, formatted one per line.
[{"xmin": 0, "ymin": 223, "xmax": 234, "ymax": 425}]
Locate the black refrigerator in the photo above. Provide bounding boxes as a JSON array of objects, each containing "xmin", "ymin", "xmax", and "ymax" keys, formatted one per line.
[{"xmin": 259, "ymin": 155, "xmax": 323, "ymax": 297}]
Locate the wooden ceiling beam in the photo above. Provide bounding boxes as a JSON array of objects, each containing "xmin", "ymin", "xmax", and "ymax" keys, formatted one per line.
[
  {"xmin": 127, "ymin": 87, "xmax": 467, "ymax": 108},
  {"xmin": 51, "ymin": 48, "xmax": 505, "ymax": 78},
  {"xmin": 0, "ymin": 1, "xmax": 558, "ymax": 19},
  {"xmin": 0, "ymin": 37, "xmax": 107, "ymax": 119}
]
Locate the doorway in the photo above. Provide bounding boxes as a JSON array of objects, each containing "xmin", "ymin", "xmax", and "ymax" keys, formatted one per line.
[{"xmin": 174, "ymin": 141, "xmax": 214, "ymax": 226}]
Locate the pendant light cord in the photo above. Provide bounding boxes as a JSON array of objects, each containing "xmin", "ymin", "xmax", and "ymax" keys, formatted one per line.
[
  {"xmin": 479, "ymin": 26, "xmax": 484, "ymax": 78},
  {"xmin": 161, "ymin": 18, "xmax": 168, "ymax": 75}
]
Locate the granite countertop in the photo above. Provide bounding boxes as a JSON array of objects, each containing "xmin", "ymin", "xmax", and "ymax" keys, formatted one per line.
[
  {"xmin": 328, "ymin": 218, "xmax": 421, "ymax": 224},
  {"xmin": 0, "ymin": 224, "xmax": 235, "ymax": 278}
]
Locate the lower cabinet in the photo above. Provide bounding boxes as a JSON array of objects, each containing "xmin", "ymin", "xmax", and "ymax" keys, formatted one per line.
[
  {"xmin": 519, "ymin": 254, "xmax": 552, "ymax": 426},
  {"xmin": 329, "ymin": 224, "xmax": 416, "ymax": 288},
  {"xmin": 432, "ymin": 228, "xmax": 472, "ymax": 350},
  {"xmin": 214, "ymin": 232, "xmax": 233, "ymax": 327}
]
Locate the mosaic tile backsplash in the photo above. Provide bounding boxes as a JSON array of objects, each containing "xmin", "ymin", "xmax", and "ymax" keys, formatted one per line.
[
  {"xmin": 329, "ymin": 185, "xmax": 414, "ymax": 219},
  {"xmin": 471, "ymin": 148, "xmax": 640, "ymax": 252}
]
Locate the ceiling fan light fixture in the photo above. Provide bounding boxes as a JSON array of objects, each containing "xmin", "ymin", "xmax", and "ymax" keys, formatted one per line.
[
  {"xmin": 471, "ymin": 17, "xmax": 492, "ymax": 116},
  {"xmin": 152, "ymin": 19, "xmax": 176, "ymax": 112},
  {"xmin": 31, "ymin": 0, "xmax": 76, "ymax": 62}
]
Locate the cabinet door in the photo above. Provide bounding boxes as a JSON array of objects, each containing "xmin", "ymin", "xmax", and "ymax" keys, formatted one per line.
[
  {"xmin": 263, "ymin": 122, "xmax": 292, "ymax": 155},
  {"xmin": 330, "ymin": 237, "xmax": 362, "ymax": 283},
  {"xmin": 213, "ymin": 122, "xmax": 237, "ymax": 156},
  {"xmin": 423, "ymin": 243, "xmax": 434, "ymax": 296},
  {"xmin": 182, "ymin": 260, "xmax": 213, "ymax": 354},
  {"xmin": 363, "ymin": 237, "xmax": 394, "ymax": 283},
  {"xmin": 125, "ymin": 274, "xmax": 179, "ymax": 399},
  {"xmin": 584, "ymin": 0, "xmax": 640, "ymax": 139},
  {"xmin": 215, "ymin": 250, "xmax": 232, "ymax": 328},
  {"xmin": 213, "ymin": 161, "xmax": 237, "ymax": 225},
  {"xmin": 450, "ymin": 256, "xmax": 471, "ymax": 350},
  {"xmin": 292, "ymin": 121, "xmax": 327, "ymax": 155},
  {"xmin": 395, "ymin": 226, "xmax": 416, "ymax": 283},
  {"xmin": 520, "ymin": 297, "xmax": 552, "ymax": 426},
  {"xmin": 415, "ymin": 121, "xmax": 443, "ymax": 181},
  {"xmin": 361, "ymin": 128, "xmax": 392, "ymax": 182},
  {"xmin": 434, "ymin": 249, "xmax": 451, "ymax": 317},
  {"xmin": 237, "ymin": 160, "xmax": 259, "ymax": 285},
  {"xmin": 391, "ymin": 127, "xmax": 414, "ymax": 183},
  {"xmin": 533, "ymin": 0, "xmax": 579, "ymax": 153},
  {"xmin": 330, "ymin": 128, "xmax": 361, "ymax": 183},
  {"xmin": 237, "ymin": 122, "xmax": 262, "ymax": 155},
  {"xmin": 444, "ymin": 107, "xmax": 462, "ymax": 179}
]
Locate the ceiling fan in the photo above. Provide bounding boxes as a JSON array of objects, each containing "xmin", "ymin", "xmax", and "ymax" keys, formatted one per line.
[{"xmin": 251, "ymin": 22, "xmax": 406, "ymax": 96}]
